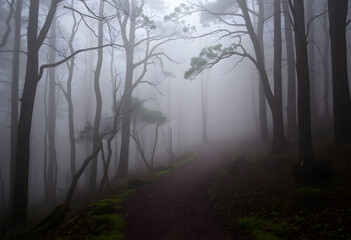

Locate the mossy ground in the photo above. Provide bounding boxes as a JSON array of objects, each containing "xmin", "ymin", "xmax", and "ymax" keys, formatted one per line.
[
  {"xmin": 35, "ymin": 189, "xmax": 134, "ymax": 240},
  {"xmin": 30, "ymin": 152, "xmax": 198, "ymax": 239},
  {"xmin": 209, "ymin": 140, "xmax": 351, "ymax": 239}
]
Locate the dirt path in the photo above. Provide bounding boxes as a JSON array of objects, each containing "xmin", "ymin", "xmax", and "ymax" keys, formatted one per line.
[{"xmin": 126, "ymin": 144, "xmax": 232, "ymax": 240}]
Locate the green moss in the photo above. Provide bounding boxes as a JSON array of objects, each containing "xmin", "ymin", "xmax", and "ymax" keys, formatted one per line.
[
  {"xmin": 152, "ymin": 152, "xmax": 198, "ymax": 180},
  {"xmin": 237, "ymin": 216, "xmax": 291, "ymax": 239},
  {"xmin": 91, "ymin": 214, "xmax": 124, "ymax": 234},
  {"xmin": 128, "ymin": 178, "xmax": 150, "ymax": 189}
]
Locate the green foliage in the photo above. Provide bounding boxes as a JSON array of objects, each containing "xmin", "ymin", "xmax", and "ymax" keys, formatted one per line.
[
  {"xmin": 184, "ymin": 43, "xmax": 238, "ymax": 79},
  {"xmin": 237, "ymin": 216, "xmax": 290, "ymax": 240}
]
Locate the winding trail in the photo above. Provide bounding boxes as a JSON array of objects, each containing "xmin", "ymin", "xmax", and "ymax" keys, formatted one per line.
[{"xmin": 126, "ymin": 144, "xmax": 232, "ymax": 240}]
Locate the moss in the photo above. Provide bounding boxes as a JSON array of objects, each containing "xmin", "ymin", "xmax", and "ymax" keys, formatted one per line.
[
  {"xmin": 91, "ymin": 214, "xmax": 124, "ymax": 234},
  {"xmin": 127, "ymin": 178, "xmax": 150, "ymax": 189},
  {"xmin": 236, "ymin": 216, "xmax": 291, "ymax": 239}
]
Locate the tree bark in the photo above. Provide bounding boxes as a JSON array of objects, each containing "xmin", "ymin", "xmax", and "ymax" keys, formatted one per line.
[
  {"xmin": 328, "ymin": 0, "xmax": 351, "ymax": 143},
  {"xmin": 256, "ymin": 0, "xmax": 269, "ymax": 145},
  {"xmin": 200, "ymin": 72, "xmax": 208, "ymax": 143},
  {"xmin": 306, "ymin": 1, "xmax": 317, "ymax": 123},
  {"xmin": 90, "ymin": 0, "xmax": 104, "ymax": 192},
  {"xmin": 47, "ymin": 12, "xmax": 58, "ymax": 204},
  {"xmin": 237, "ymin": 0, "xmax": 285, "ymax": 153},
  {"xmin": 272, "ymin": 0, "xmax": 285, "ymax": 152},
  {"xmin": 117, "ymin": 0, "xmax": 137, "ymax": 179},
  {"xmin": 282, "ymin": 0, "xmax": 298, "ymax": 141},
  {"xmin": 291, "ymin": 0, "xmax": 314, "ymax": 159},
  {"xmin": 10, "ymin": 0, "xmax": 59, "ymax": 225},
  {"xmin": 9, "ymin": 0, "xmax": 23, "ymax": 213}
]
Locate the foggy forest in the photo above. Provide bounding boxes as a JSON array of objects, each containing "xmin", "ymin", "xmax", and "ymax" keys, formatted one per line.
[{"xmin": 0, "ymin": 0, "xmax": 350, "ymax": 239}]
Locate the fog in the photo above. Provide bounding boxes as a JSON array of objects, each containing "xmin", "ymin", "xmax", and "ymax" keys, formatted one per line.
[{"xmin": 0, "ymin": 0, "xmax": 350, "ymax": 226}]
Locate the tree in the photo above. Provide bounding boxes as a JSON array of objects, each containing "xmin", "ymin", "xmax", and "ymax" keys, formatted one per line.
[
  {"xmin": 328, "ymin": 0, "xmax": 351, "ymax": 143},
  {"xmin": 282, "ymin": 0, "xmax": 297, "ymax": 141},
  {"xmin": 185, "ymin": 0, "xmax": 286, "ymax": 152},
  {"xmin": 10, "ymin": 0, "xmax": 62, "ymax": 226},
  {"xmin": 273, "ymin": 0, "xmax": 285, "ymax": 152},
  {"xmin": 130, "ymin": 100, "xmax": 167, "ymax": 171},
  {"xmin": 46, "ymin": 12, "xmax": 58, "ymax": 205},
  {"xmin": 90, "ymin": 0, "xmax": 105, "ymax": 193},
  {"xmin": 9, "ymin": 0, "xmax": 23, "ymax": 213},
  {"xmin": 9, "ymin": 0, "xmax": 114, "ymax": 225},
  {"xmin": 289, "ymin": 0, "xmax": 314, "ymax": 160},
  {"xmin": 115, "ymin": 0, "xmax": 178, "ymax": 178}
]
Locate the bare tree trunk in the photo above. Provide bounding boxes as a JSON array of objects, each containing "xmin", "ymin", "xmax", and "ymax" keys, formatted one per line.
[
  {"xmin": 47, "ymin": 13, "xmax": 58, "ymax": 204},
  {"xmin": 256, "ymin": 0, "xmax": 269, "ymax": 145},
  {"xmin": 322, "ymin": 1, "xmax": 331, "ymax": 120},
  {"xmin": 66, "ymin": 0, "xmax": 78, "ymax": 179},
  {"xmin": 282, "ymin": 0, "xmax": 298, "ymax": 141},
  {"xmin": 90, "ymin": 0, "xmax": 104, "ymax": 192},
  {"xmin": 9, "ymin": 0, "xmax": 23, "ymax": 213},
  {"xmin": 43, "ymin": 73, "xmax": 49, "ymax": 203},
  {"xmin": 291, "ymin": 0, "xmax": 314, "ymax": 159},
  {"xmin": 117, "ymin": 0, "xmax": 137, "ymax": 179},
  {"xmin": 237, "ymin": 0, "xmax": 285, "ymax": 153},
  {"xmin": 273, "ymin": 0, "xmax": 285, "ymax": 152},
  {"xmin": 150, "ymin": 124, "xmax": 159, "ymax": 169},
  {"xmin": 200, "ymin": 73, "xmax": 208, "ymax": 143},
  {"xmin": 10, "ymin": 0, "xmax": 59, "ymax": 225},
  {"xmin": 328, "ymin": 0, "xmax": 351, "ymax": 143},
  {"xmin": 306, "ymin": 1, "xmax": 317, "ymax": 123}
]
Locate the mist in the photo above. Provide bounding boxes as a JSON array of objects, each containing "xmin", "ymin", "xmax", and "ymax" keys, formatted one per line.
[{"xmin": 0, "ymin": 0, "xmax": 350, "ymax": 237}]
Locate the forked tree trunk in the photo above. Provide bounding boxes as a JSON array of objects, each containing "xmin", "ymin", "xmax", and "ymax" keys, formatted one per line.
[
  {"xmin": 237, "ymin": 0, "xmax": 285, "ymax": 153},
  {"xmin": 117, "ymin": 0, "xmax": 137, "ymax": 179},
  {"xmin": 10, "ymin": 0, "xmax": 59, "ymax": 225}
]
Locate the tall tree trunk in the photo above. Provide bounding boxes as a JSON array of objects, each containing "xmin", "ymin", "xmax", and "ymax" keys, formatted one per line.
[
  {"xmin": 306, "ymin": 1, "xmax": 317, "ymax": 123},
  {"xmin": 10, "ymin": 0, "xmax": 59, "ymax": 225},
  {"xmin": 66, "ymin": 0, "xmax": 78, "ymax": 179},
  {"xmin": 256, "ymin": 0, "xmax": 269, "ymax": 145},
  {"xmin": 273, "ymin": 0, "xmax": 285, "ymax": 152},
  {"xmin": 291, "ymin": 0, "xmax": 314, "ymax": 159},
  {"xmin": 322, "ymin": 1, "xmax": 331, "ymax": 120},
  {"xmin": 237, "ymin": 0, "xmax": 285, "ymax": 153},
  {"xmin": 328, "ymin": 0, "xmax": 351, "ymax": 143},
  {"xmin": 282, "ymin": 0, "xmax": 298, "ymax": 141},
  {"xmin": 117, "ymin": 0, "xmax": 137, "ymax": 179},
  {"xmin": 200, "ymin": 72, "xmax": 208, "ymax": 143},
  {"xmin": 9, "ymin": 0, "xmax": 23, "ymax": 213},
  {"xmin": 90, "ymin": 0, "xmax": 104, "ymax": 192},
  {"xmin": 151, "ymin": 124, "xmax": 159, "ymax": 169},
  {"xmin": 47, "ymin": 13, "xmax": 58, "ymax": 204}
]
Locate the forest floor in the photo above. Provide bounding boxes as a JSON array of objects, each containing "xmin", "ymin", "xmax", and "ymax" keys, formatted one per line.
[
  {"xmin": 209, "ymin": 138, "xmax": 351, "ymax": 239},
  {"xmin": 20, "ymin": 138, "xmax": 351, "ymax": 240}
]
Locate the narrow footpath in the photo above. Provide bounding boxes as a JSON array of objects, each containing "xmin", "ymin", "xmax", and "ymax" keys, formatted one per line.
[{"xmin": 126, "ymin": 144, "xmax": 232, "ymax": 240}]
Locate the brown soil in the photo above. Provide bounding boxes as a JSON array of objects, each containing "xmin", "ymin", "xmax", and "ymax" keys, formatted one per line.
[{"xmin": 125, "ymin": 143, "xmax": 232, "ymax": 240}]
